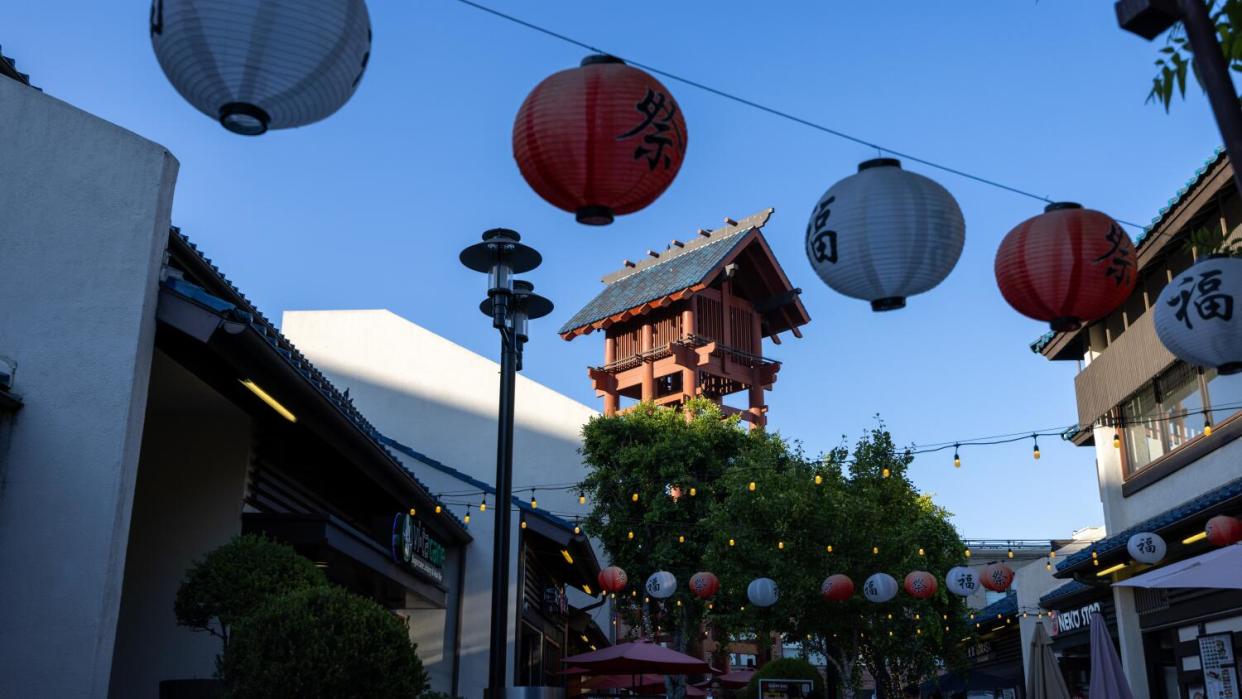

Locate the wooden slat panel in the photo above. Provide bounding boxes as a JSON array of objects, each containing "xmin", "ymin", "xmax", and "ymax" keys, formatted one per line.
[{"xmin": 1075, "ymin": 312, "xmax": 1176, "ymax": 425}]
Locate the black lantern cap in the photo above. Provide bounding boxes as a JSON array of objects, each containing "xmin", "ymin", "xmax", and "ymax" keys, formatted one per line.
[
  {"xmin": 859, "ymin": 158, "xmax": 901, "ymax": 171},
  {"xmin": 218, "ymin": 102, "xmax": 270, "ymax": 136},
  {"xmin": 459, "ymin": 228, "xmax": 542, "ymax": 275},
  {"xmin": 479, "ymin": 280, "xmax": 554, "ymax": 320},
  {"xmin": 581, "ymin": 54, "xmax": 625, "ymax": 67},
  {"xmin": 1044, "ymin": 202, "xmax": 1083, "ymax": 212}
]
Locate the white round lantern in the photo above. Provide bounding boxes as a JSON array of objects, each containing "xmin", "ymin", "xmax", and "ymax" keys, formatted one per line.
[
  {"xmin": 1127, "ymin": 532, "xmax": 1167, "ymax": 565},
  {"xmin": 645, "ymin": 571, "xmax": 676, "ymax": 599},
  {"xmin": 746, "ymin": 578, "xmax": 779, "ymax": 608},
  {"xmin": 1154, "ymin": 257, "xmax": 1242, "ymax": 375},
  {"xmin": 862, "ymin": 573, "xmax": 898, "ymax": 603},
  {"xmin": 805, "ymin": 158, "xmax": 965, "ymax": 311},
  {"xmin": 151, "ymin": 0, "xmax": 372, "ymax": 135},
  {"xmin": 945, "ymin": 566, "xmax": 979, "ymax": 597}
]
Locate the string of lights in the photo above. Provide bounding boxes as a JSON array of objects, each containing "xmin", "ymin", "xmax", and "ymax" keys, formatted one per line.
[{"xmin": 452, "ymin": 0, "xmax": 1146, "ymax": 229}]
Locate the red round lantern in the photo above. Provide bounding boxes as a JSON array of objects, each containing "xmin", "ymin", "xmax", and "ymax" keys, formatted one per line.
[
  {"xmin": 689, "ymin": 571, "xmax": 720, "ymax": 599},
  {"xmin": 598, "ymin": 566, "xmax": 628, "ymax": 593},
  {"xmin": 994, "ymin": 203, "xmax": 1136, "ymax": 331},
  {"xmin": 821, "ymin": 574, "xmax": 854, "ymax": 601},
  {"xmin": 1206, "ymin": 515, "xmax": 1242, "ymax": 546},
  {"xmin": 980, "ymin": 563, "xmax": 1015, "ymax": 592},
  {"xmin": 512, "ymin": 55, "xmax": 688, "ymax": 226},
  {"xmin": 903, "ymin": 571, "xmax": 938, "ymax": 599}
]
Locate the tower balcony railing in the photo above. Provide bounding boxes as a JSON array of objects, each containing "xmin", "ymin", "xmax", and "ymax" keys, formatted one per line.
[{"xmin": 592, "ymin": 334, "xmax": 779, "ymax": 374}]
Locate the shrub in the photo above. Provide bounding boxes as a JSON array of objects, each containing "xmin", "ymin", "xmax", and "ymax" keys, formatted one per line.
[
  {"xmin": 219, "ymin": 586, "xmax": 429, "ymax": 699},
  {"xmin": 738, "ymin": 658, "xmax": 825, "ymax": 699},
  {"xmin": 175, "ymin": 534, "xmax": 328, "ymax": 645}
]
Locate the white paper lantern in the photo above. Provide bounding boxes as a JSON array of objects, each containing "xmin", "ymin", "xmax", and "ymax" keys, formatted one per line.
[
  {"xmin": 746, "ymin": 577, "xmax": 779, "ymax": 607},
  {"xmin": 151, "ymin": 0, "xmax": 372, "ymax": 135},
  {"xmin": 645, "ymin": 571, "xmax": 676, "ymax": 599},
  {"xmin": 945, "ymin": 566, "xmax": 979, "ymax": 597},
  {"xmin": 1127, "ymin": 532, "xmax": 1167, "ymax": 565},
  {"xmin": 862, "ymin": 573, "xmax": 898, "ymax": 603},
  {"xmin": 1154, "ymin": 257, "xmax": 1242, "ymax": 375},
  {"xmin": 805, "ymin": 158, "xmax": 965, "ymax": 311}
]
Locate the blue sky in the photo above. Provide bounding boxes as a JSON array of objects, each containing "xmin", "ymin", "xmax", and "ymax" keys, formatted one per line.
[{"xmin": 6, "ymin": 1, "xmax": 1221, "ymax": 538}]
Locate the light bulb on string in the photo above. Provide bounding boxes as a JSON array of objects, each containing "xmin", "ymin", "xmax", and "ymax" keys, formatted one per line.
[
  {"xmin": 480, "ymin": 496, "xmax": 487, "ymax": 512},
  {"xmin": 689, "ymin": 487, "xmax": 697, "ymax": 497},
  {"xmin": 1008, "ymin": 547, "xmax": 1014, "ymax": 559},
  {"xmin": 918, "ymin": 547, "xmax": 925, "ymax": 556},
  {"xmin": 1032, "ymin": 435, "xmax": 1040, "ymax": 460},
  {"xmin": 574, "ymin": 522, "xmax": 582, "ymax": 535},
  {"xmin": 627, "ymin": 530, "xmax": 634, "ymax": 540},
  {"xmin": 748, "ymin": 481, "xmax": 756, "ymax": 492},
  {"xmin": 434, "ymin": 505, "xmax": 442, "ymax": 514},
  {"xmin": 881, "ymin": 467, "xmax": 891, "ymax": 478},
  {"xmin": 464, "ymin": 509, "xmax": 471, "ymax": 524},
  {"xmin": 814, "ymin": 474, "xmax": 823, "ymax": 485},
  {"xmin": 1050, "ymin": 550, "xmax": 1056, "ymax": 559},
  {"xmin": 953, "ymin": 444, "xmax": 961, "ymax": 468},
  {"xmin": 1205, "ymin": 417, "xmax": 1214, "ymax": 437},
  {"xmin": 826, "ymin": 545, "xmax": 834, "ymax": 553},
  {"xmin": 964, "ymin": 548, "xmax": 972, "ymax": 558},
  {"xmin": 579, "ymin": 491, "xmax": 587, "ymax": 505},
  {"xmin": 409, "ymin": 508, "xmax": 416, "ymax": 516},
  {"xmin": 530, "ymin": 490, "xmax": 538, "ymax": 509},
  {"xmin": 631, "ymin": 492, "xmax": 639, "ymax": 502},
  {"xmin": 1113, "ymin": 432, "xmax": 1122, "ymax": 449},
  {"xmin": 678, "ymin": 534, "xmax": 685, "ymax": 544},
  {"xmin": 1046, "ymin": 559, "xmax": 1052, "ymax": 571},
  {"xmin": 521, "ymin": 520, "xmax": 527, "ymax": 529},
  {"xmin": 778, "ymin": 541, "xmax": 785, "ymax": 550},
  {"xmin": 872, "ymin": 546, "xmax": 879, "ymax": 555},
  {"xmin": 729, "ymin": 538, "xmax": 736, "ymax": 547}
]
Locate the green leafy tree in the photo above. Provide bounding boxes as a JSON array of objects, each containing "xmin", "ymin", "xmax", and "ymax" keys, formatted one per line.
[
  {"xmin": 175, "ymin": 534, "xmax": 329, "ymax": 648},
  {"xmin": 219, "ymin": 586, "xmax": 429, "ymax": 699},
  {"xmin": 1148, "ymin": 0, "xmax": 1240, "ymax": 110},
  {"xmin": 736, "ymin": 658, "xmax": 825, "ymax": 699}
]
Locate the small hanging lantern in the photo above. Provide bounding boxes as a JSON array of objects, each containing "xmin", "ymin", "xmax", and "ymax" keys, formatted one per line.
[
  {"xmin": 980, "ymin": 562, "xmax": 1015, "ymax": 592},
  {"xmin": 903, "ymin": 571, "xmax": 938, "ymax": 599},
  {"xmin": 598, "ymin": 566, "xmax": 628, "ymax": 593},
  {"xmin": 150, "ymin": 0, "xmax": 372, "ymax": 135},
  {"xmin": 747, "ymin": 578, "xmax": 779, "ymax": 608},
  {"xmin": 945, "ymin": 566, "xmax": 979, "ymax": 597},
  {"xmin": 1206, "ymin": 515, "xmax": 1242, "ymax": 546},
  {"xmin": 689, "ymin": 572, "xmax": 720, "ymax": 599},
  {"xmin": 1154, "ymin": 257, "xmax": 1242, "ymax": 374},
  {"xmin": 805, "ymin": 158, "xmax": 965, "ymax": 311},
  {"xmin": 994, "ymin": 203, "xmax": 1136, "ymax": 331},
  {"xmin": 821, "ymin": 574, "xmax": 854, "ymax": 601},
  {"xmin": 512, "ymin": 55, "xmax": 688, "ymax": 225},
  {"xmin": 1126, "ymin": 532, "xmax": 1167, "ymax": 564},
  {"xmin": 863, "ymin": 573, "xmax": 898, "ymax": 603},
  {"xmin": 645, "ymin": 571, "xmax": 677, "ymax": 599}
]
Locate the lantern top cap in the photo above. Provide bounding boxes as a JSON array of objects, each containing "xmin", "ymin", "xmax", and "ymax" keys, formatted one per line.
[
  {"xmin": 858, "ymin": 158, "xmax": 901, "ymax": 171},
  {"xmin": 1044, "ymin": 202, "xmax": 1083, "ymax": 212},
  {"xmin": 581, "ymin": 54, "xmax": 626, "ymax": 67},
  {"xmin": 482, "ymin": 228, "xmax": 522, "ymax": 242},
  {"xmin": 460, "ymin": 229, "xmax": 542, "ymax": 274}
]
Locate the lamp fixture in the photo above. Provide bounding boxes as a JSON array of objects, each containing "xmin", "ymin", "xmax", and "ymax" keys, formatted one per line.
[
  {"xmin": 239, "ymin": 379, "xmax": 296, "ymax": 422},
  {"xmin": 1183, "ymin": 531, "xmax": 1208, "ymax": 545}
]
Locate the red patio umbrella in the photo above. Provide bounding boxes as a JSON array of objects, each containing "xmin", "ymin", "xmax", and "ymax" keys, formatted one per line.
[
  {"xmin": 715, "ymin": 668, "xmax": 756, "ymax": 689},
  {"xmin": 563, "ymin": 640, "xmax": 711, "ymax": 675},
  {"xmin": 582, "ymin": 673, "xmax": 667, "ymax": 691}
]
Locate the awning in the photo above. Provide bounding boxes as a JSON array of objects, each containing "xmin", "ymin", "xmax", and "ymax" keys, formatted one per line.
[
  {"xmin": 524, "ymin": 512, "xmax": 603, "ymax": 592},
  {"xmin": 1115, "ymin": 543, "xmax": 1242, "ymax": 589}
]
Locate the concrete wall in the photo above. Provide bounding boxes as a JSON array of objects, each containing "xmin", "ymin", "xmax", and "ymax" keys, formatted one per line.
[
  {"xmin": 0, "ymin": 77, "xmax": 178, "ymax": 697},
  {"xmin": 108, "ymin": 351, "xmax": 253, "ymax": 698},
  {"xmin": 281, "ymin": 309, "xmax": 602, "ymax": 699},
  {"xmin": 404, "ymin": 540, "xmax": 466, "ymax": 694}
]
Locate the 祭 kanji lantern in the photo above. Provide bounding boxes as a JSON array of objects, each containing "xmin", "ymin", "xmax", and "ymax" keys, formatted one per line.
[
  {"xmin": 1206, "ymin": 515, "xmax": 1242, "ymax": 546},
  {"xmin": 863, "ymin": 573, "xmax": 898, "ymax": 603},
  {"xmin": 598, "ymin": 566, "xmax": 628, "ymax": 593},
  {"xmin": 945, "ymin": 566, "xmax": 979, "ymax": 597},
  {"xmin": 1126, "ymin": 532, "xmax": 1167, "ymax": 565},
  {"xmin": 821, "ymin": 574, "xmax": 854, "ymax": 601},
  {"xmin": 980, "ymin": 563, "xmax": 1015, "ymax": 592},
  {"xmin": 645, "ymin": 571, "xmax": 676, "ymax": 599},
  {"xmin": 689, "ymin": 572, "xmax": 720, "ymax": 599},
  {"xmin": 1154, "ymin": 257, "xmax": 1242, "ymax": 374},
  {"xmin": 805, "ymin": 158, "xmax": 965, "ymax": 311},
  {"xmin": 150, "ymin": 0, "xmax": 372, "ymax": 136},
  {"xmin": 903, "ymin": 571, "xmax": 938, "ymax": 600},
  {"xmin": 512, "ymin": 55, "xmax": 688, "ymax": 226},
  {"xmin": 747, "ymin": 578, "xmax": 779, "ymax": 608},
  {"xmin": 994, "ymin": 203, "xmax": 1137, "ymax": 331}
]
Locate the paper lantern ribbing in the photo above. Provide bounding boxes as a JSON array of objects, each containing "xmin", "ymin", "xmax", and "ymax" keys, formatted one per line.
[
  {"xmin": 805, "ymin": 158, "xmax": 965, "ymax": 312},
  {"xmin": 863, "ymin": 573, "xmax": 898, "ymax": 603},
  {"xmin": 821, "ymin": 574, "xmax": 854, "ymax": 602},
  {"xmin": 945, "ymin": 567, "xmax": 979, "ymax": 597},
  {"xmin": 645, "ymin": 571, "xmax": 676, "ymax": 599},
  {"xmin": 150, "ymin": 0, "xmax": 372, "ymax": 136},
  {"xmin": 1154, "ymin": 257, "xmax": 1242, "ymax": 375},
  {"xmin": 903, "ymin": 571, "xmax": 938, "ymax": 599},
  {"xmin": 746, "ymin": 578, "xmax": 779, "ymax": 608},
  {"xmin": 980, "ymin": 563, "xmax": 1015, "ymax": 592},
  {"xmin": 995, "ymin": 203, "xmax": 1136, "ymax": 331},
  {"xmin": 689, "ymin": 572, "xmax": 720, "ymax": 599},
  {"xmin": 513, "ymin": 55, "xmax": 688, "ymax": 226},
  {"xmin": 598, "ymin": 566, "xmax": 628, "ymax": 593},
  {"xmin": 1206, "ymin": 515, "xmax": 1242, "ymax": 546},
  {"xmin": 1126, "ymin": 533, "xmax": 1167, "ymax": 565}
]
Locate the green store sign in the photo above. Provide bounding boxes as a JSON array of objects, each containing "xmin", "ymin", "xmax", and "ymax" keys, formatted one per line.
[{"xmin": 391, "ymin": 512, "xmax": 446, "ymax": 582}]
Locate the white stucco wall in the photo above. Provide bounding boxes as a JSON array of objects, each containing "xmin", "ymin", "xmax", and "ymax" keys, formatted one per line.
[
  {"xmin": 281, "ymin": 309, "xmax": 602, "ymax": 698},
  {"xmin": 0, "ymin": 77, "xmax": 178, "ymax": 697}
]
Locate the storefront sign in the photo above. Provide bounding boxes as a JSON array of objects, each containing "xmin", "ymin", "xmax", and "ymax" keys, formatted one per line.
[
  {"xmin": 1050, "ymin": 601, "xmax": 1101, "ymax": 637},
  {"xmin": 967, "ymin": 640, "xmax": 994, "ymax": 663},
  {"xmin": 1199, "ymin": 633, "xmax": 1239, "ymax": 699},
  {"xmin": 391, "ymin": 512, "xmax": 446, "ymax": 583},
  {"xmin": 544, "ymin": 586, "xmax": 569, "ymax": 616},
  {"xmin": 758, "ymin": 678, "xmax": 815, "ymax": 699}
]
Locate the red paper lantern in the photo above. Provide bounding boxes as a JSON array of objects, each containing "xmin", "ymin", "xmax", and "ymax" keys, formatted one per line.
[
  {"xmin": 598, "ymin": 566, "xmax": 628, "ymax": 593},
  {"xmin": 821, "ymin": 574, "xmax": 854, "ymax": 601},
  {"xmin": 689, "ymin": 571, "xmax": 720, "ymax": 599},
  {"xmin": 994, "ymin": 203, "xmax": 1136, "ymax": 331},
  {"xmin": 903, "ymin": 571, "xmax": 938, "ymax": 599},
  {"xmin": 512, "ymin": 55, "xmax": 688, "ymax": 226},
  {"xmin": 1206, "ymin": 515, "xmax": 1242, "ymax": 546},
  {"xmin": 980, "ymin": 563, "xmax": 1015, "ymax": 592}
]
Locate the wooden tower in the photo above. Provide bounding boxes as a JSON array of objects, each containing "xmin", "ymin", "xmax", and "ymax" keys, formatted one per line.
[{"xmin": 559, "ymin": 209, "xmax": 811, "ymax": 429}]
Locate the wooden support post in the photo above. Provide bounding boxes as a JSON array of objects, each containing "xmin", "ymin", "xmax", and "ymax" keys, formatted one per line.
[
  {"xmin": 681, "ymin": 303, "xmax": 695, "ymax": 341},
  {"xmin": 751, "ymin": 307, "xmax": 762, "ymax": 355},
  {"xmin": 720, "ymin": 280, "xmax": 732, "ymax": 349},
  {"xmin": 748, "ymin": 368, "xmax": 765, "ymax": 432},
  {"xmin": 641, "ymin": 322, "xmax": 654, "ymax": 402},
  {"xmin": 603, "ymin": 335, "xmax": 618, "ymax": 416}
]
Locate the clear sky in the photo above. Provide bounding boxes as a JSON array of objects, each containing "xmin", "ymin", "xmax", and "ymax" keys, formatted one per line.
[{"xmin": 6, "ymin": 1, "xmax": 1222, "ymax": 539}]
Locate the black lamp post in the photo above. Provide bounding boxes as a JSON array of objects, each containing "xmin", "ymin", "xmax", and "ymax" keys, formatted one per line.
[
  {"xmin": 1116, "ymin": 0, "xmax": 1242, "ymax": 200},
  {"xmin": 460, "ymin": 229, "xmax": 553, "ymax": 698}
]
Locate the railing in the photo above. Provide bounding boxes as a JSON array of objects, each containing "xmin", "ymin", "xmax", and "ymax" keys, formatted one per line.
[{"xmin": 591, "ymin": 335, "xmax": 779, "ymax": 374}]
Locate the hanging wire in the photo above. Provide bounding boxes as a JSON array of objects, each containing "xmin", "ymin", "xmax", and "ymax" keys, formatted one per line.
[{"xmin": 452, "ymin": 0, "xmax": 1145, "ymax": 229}]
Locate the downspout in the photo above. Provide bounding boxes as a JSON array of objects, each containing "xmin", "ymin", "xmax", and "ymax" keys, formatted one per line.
[{"xmin": 451, "ymin": 547, "xmax": 466, "ymax": 698}]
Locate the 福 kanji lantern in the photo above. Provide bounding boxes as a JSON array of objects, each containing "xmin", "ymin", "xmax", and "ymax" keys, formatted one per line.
[
  {"xmin": 980, "ymin": 562, "xmax": 1015, "ymax": 592},
  {"xmin": 512, "ymin": 55, "xmax": 688, "ymax": 226},
  {"xmin": 1206, "ymin": 515, "xmax": 1242, "ymax": 546},
  {"xmin": 995, "ymin": 203, "xmax": 1136, "ymax": 331},
  {"xmin": 598, "ymin": 566, "xmax": 628, "ymax": 593},
  {"xmin": 821, "ymin": 574, "xmax": 854, "ymax": 601},
  {"xmin": 1154, "ymin": 257, "xmax": 1242, "ymax": 374},
  {"xmin": 689, "ymin": 572, "xmax": 719, "ymax": 599},
  {"xmin": 903, "ymin": 571, "xmax": 938, "ymax": 599}
]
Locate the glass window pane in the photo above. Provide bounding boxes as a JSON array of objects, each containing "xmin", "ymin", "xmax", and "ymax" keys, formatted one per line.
[
  {"xmin": 1159, "ymin": 362, "xmax": 1205, "ymax": 450},
  {"xmin": 1122, "ymin": 384, "xmax": 1163, "ymax": 472},
  {"xmin": 1206, "ymin": 368, "xmax": 1242, "ymax": 426}
]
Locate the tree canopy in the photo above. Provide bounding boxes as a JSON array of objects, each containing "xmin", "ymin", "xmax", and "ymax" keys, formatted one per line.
[{"xmin": 1148, "ymin": 0, "xmax": 1240, "ymax": 110}]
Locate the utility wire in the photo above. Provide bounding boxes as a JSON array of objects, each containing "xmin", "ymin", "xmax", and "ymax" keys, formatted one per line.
[{"xmin": 454, "ymin": 0, "xmax": 1146, "ymax": 230}]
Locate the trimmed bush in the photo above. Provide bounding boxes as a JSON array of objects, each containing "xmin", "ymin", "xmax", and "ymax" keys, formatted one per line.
[
  {"xmin": 738, "ymin": 658, "xmax": 825, "ymax": 699},
  {"xmin": 219, "ymin": 586, "xmax": 429, "ymax": 699}
]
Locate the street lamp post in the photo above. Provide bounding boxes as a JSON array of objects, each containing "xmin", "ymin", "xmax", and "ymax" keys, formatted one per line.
[{"xmin": 460, "ymin": 229, "xmax": 553, "ymax": 699}]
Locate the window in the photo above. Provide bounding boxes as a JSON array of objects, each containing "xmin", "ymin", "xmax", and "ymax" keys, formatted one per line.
[
  {"xmin": 1206, "ymin": 368, "xmax": 1242, "ymax": 426},
  {"xmin": 1119, "ymin": 361, "xmax": 1239, "ymax": 475}
]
